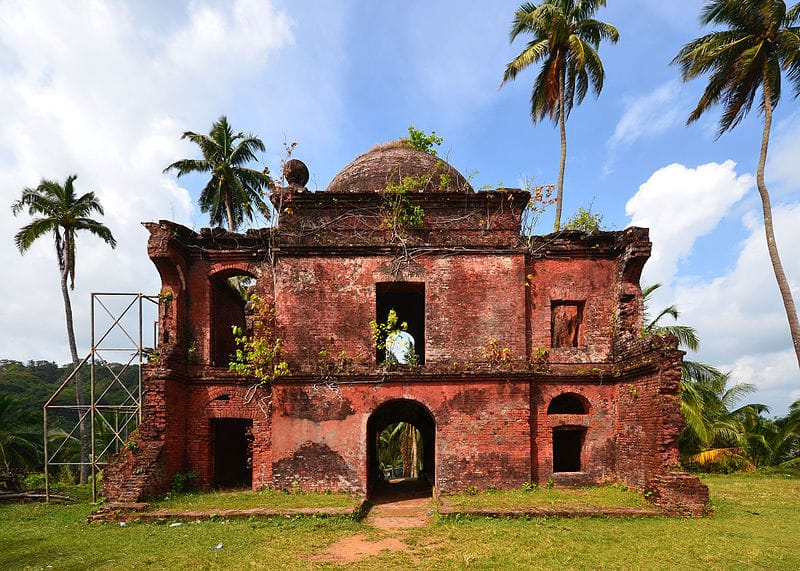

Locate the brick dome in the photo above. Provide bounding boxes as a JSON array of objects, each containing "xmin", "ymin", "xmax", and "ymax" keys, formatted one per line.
[{"xmin": 326, "ymin": 142, "xmax": 473, "ymax": 193}]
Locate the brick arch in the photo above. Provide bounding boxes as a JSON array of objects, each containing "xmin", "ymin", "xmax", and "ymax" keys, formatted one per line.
[
  {"xmin": 193, "ymin": 385, "xmax": 269, "ymax": 419},
  {"xmin": 208, "ymin": 266, "xmax": 256, "ymax": 367},
  {"xmin": 186, "ymin": 385, "xmax": 271, "ymax": 491},
  {"xmin": 208, "ymin": 264, "xmax": 256, "ymax": 280}
]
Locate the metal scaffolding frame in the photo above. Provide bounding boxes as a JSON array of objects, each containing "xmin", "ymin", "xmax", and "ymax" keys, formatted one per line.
[{"xmin": 43, "ymin": 293, "xmax": 158, "ymax": 502}]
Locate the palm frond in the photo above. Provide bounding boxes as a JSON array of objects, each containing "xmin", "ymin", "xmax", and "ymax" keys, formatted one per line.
[
  {"xmin": 688, "ymin": 447, "xmax": 745, "ymax": 466},
  {"xmin": 675, "ymin": 0, "xmax": 800, "ymax": 136}
]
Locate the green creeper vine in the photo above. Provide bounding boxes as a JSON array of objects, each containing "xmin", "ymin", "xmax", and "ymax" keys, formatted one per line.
[
  {"xmin": 382, "ymin": 174, "xmax": 426, "ymax": 234},
  {"xmin": 370, "ymin": 309, "xmax": 419, "ymax": 366},
  {"xmin": 229, "ymin": 294, "xmax": 290, "ymax": 384}
]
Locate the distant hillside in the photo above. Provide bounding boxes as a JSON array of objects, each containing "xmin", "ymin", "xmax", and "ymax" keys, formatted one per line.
[{"xmin": 0, "ymin": 359, "xmax": 140, "ymax": 417}]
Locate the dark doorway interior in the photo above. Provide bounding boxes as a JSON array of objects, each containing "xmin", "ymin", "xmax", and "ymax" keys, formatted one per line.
[
  {"xmin": 367, "ymin": 399, "xmax": 435, "ymax": 501},
  {"xmin": 212, "ymin": 418, "xmax": 253, "ymax": 489},
  {"xmin": 552, "ymin": 427, "xmax": 585, "ymax": 473},
  {"xmin": 375, "ymin": 282, "xmax": 425, "ymax": 364}
]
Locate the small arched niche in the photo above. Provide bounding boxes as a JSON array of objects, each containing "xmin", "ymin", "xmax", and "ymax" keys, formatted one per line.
[{"xmin": 547, "ymin": 393, "xmax": 589, "ymax": 415}]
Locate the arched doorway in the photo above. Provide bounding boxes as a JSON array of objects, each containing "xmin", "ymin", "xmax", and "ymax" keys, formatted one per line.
[
  {"xmin": 366, "ymin": 399, "xmax": 435, "ymax": 499},
  {"xmin": 547, "ymin": 393, "xmax": 589, "ymax": 473}
]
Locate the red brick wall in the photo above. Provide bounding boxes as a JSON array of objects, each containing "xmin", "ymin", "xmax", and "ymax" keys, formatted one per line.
[
  {"xmin": 533, "ymin": 381, "xmax": 618, "ymax": 485},
  {"xmin": 268, "ymin": 377, "xmax": 531, "ymax": 494},
  {"xmin": 101, "ymin": 219, "xmax": 708, "ymax": 514},
  {"xmin": 614, "ymin": 336, "xmax": 684, "ymax": 490},
  {"xmin": 275, "ymin": 253, "xmax": 527, "ymax": 370},
  {"xmin": 528, "ymin": 257, "xmax": 617, "ymax": 363}
]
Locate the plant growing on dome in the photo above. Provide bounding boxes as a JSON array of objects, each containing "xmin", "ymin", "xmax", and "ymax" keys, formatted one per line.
[
  {"xmin": 381, "ymin": 174, "xmax": 426, "ymax": 235},
  {"xmin": 404, "ymin": 125, "xmax": 443, "ymax": 155}
]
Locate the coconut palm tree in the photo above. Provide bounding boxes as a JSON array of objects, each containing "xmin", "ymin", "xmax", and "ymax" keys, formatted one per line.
[
  {"xmin": 11, "ymin": 174, "xmax": 116, "ymax": 483},
  {"xmin": 164, "ymin": 115, "xmax": 272, "ymax": 231},
  {"xmin": 501, "ymin": 0, "xmax": 618, "ymax": 231},
  {"xmin": 643, "ymin": 284, "xmax": 770, "ymax": 469},
  {"xmin": 673, "ymin": 0, "xmax": 800, "ymax": 369}
]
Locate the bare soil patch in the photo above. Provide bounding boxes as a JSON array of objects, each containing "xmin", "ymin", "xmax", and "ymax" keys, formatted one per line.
[{"xmin": 308, "ymin": 533, "xmax": 410, "ymax": 564}]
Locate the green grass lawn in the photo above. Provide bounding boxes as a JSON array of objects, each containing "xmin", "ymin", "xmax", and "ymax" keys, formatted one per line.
[
  {"xmin": 1, "ymin": 470, "xmax": 798, "ymax": 570},
  {"xmin": 146, "ymin": 488, "xmax": 361, "ymax": 512},
  {"xmin": 442, "ymin": 482, "xmax": 646, "ymax": 509}
]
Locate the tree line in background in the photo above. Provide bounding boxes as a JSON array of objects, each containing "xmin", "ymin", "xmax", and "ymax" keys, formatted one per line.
[
  {"xmin": 0, "ymin": 360, "xmax": 140, "ymax": 482},
  {"xmin": 644, "ymin": 284, "xmax": 800, "ymax": 472}
]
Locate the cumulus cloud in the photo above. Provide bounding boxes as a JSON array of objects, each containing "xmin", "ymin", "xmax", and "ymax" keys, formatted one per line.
[
  {"xmin": 631, "ymin": 158, "xmax": 799, "ymax": 413},
  {"xmin": 626, "ymin": 160, "xmax": 753, "ymax": 285},
  {"xmin": 0, "ymin": 0, "xmax": 295, "ymax": 363},
  {"xmin": 673, "ymin": 203, "xmax": 800, "ymax": 414}
]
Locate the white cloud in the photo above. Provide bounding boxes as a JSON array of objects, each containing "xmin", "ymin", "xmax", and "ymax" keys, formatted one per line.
[
  {"xmin": 608, "ymin": 81, "xmax": 683, "ymax": 150},
  {"xmin": 626, "ymin": 160, "xmax": 752, "ymax": 285},
  {"xmin": 672, "ymin": 203, "xmax": 800, "ymax": 414},
  {"xmin": 0, "ymin": 0, "xmax": 295, "ymax": 363},
  {"xmin": 166, "ymin": 0, "xmax": 293, "ymax": 77},
  {"xmin": 766, "ymin": 109, "xmax": 800, "ymax": 197}
]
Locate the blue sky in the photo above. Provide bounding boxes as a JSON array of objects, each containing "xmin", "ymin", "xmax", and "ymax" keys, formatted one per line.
[{"xmin": 0, "ymin": 0, "xmax": 798, "ymax": 414}]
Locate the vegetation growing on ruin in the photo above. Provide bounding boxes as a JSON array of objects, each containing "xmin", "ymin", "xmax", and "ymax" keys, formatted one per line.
[{"xmin": 229, "ymin": 295, "xmax": 290, "ymax": 384}]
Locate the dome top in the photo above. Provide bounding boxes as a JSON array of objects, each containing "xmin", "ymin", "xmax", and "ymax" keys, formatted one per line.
[{"xmin": 326, "ymin": 141, "xmax": 473, "ymax": 194}]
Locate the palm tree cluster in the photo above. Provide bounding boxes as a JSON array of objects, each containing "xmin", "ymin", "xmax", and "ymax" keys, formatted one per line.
[
  {"xmin": 0, "ymin": 395, "xmax": 41, "ymax": 473},
  {"xmin": 645, "ymin": 284, "xmax": 800, "ymax": 471}
]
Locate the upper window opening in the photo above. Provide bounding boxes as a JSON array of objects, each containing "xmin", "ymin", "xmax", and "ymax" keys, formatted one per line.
[
  {"xmin": 376, "ymin": 282, "xmax": 425, "ymax": 365},
  {"xmin": 211, "ymin": 271, "xmax": 254, "ymax": 367},
  {"xmin": 547, "ymin": 394, "xmax": 588, "ymax": 415},
  {"xmin": 551, "ymin": 301, "xmax": 584, "ymax": 348}
]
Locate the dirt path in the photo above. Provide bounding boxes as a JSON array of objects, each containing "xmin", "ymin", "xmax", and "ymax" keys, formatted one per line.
[
  {"xmin": 309, "ymin": 480, "xmax": 435, "ymax": 564},
  {"xmin": 365, "ymin": 494, "xmax": 434, "ymax": 530}
]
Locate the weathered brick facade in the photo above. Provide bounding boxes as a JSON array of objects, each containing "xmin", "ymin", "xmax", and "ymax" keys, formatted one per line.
[{"xmin": 102, "ymin": 145, "xmax": 707, "ymax": 514}]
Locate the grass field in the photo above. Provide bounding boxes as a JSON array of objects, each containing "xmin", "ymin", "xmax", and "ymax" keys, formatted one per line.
[{"xmin": 1, "ymin": 470, "xmax": 798, "ymax": 570}]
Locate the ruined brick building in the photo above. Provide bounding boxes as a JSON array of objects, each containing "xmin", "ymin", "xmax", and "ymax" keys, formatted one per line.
[{"xmin": 104, "ymin": 144, "xmax": 708, "ymax": 514}]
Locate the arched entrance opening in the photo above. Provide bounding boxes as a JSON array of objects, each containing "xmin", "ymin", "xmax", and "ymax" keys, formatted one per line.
[{"xmin": 367, "ymin": 399, "xmax": 435, "ymax": 500}]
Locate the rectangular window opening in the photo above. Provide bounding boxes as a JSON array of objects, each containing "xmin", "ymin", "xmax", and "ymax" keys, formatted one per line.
[
  {"xmin": 375, "ymin": 282, "xmax": 425, "ymax": 365},
  {"xmin": 551, "ymin": 301, "xmax": 584, "ymax": 348}
]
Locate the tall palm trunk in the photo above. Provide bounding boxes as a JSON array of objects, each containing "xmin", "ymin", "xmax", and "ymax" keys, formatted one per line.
[
  {"xmin": 554, "ymin": 68, "xmax": 567, "ymax": 231},
  {"xmin": 60, "ymin": 255, "xmax": 89, "ymax": 484},
  {"xmin": 758, "ymin": 79, "xmax": 800, "ymax": 369},
  {"xmin": 225, "ymin": 194, "xmax": 235, "ymax": 232}
]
